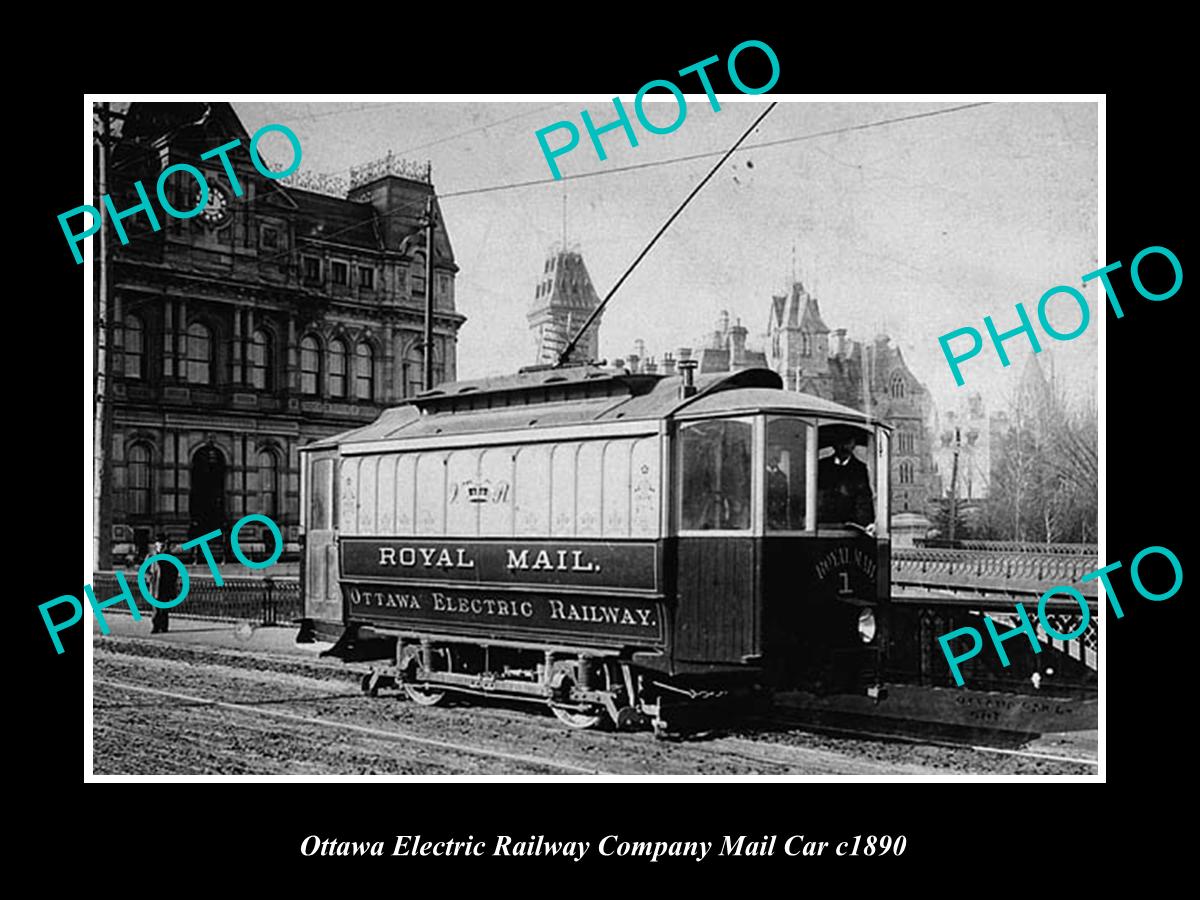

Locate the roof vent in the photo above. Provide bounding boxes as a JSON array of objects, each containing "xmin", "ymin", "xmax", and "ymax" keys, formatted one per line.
[{"xmin": 678, "ymin": 359, "xmax": 699, "ymax": 398}]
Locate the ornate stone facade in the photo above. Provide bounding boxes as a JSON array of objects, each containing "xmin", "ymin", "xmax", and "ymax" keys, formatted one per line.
[
  {"xmin": 628, "ymin": 280, "xmax": 940, "ymax": 517},
  {"xmin": 765, "ymin": 281, "xmax": 938, "ymax": 514},
  {"xmin": 100, "ymin": 102, "xmax": 464, "ymax": 565},
  {"xmin": 527, "ymin": 245, "xmax": 601, "ymax": 365},
  {"xmin": 932, "ymin": 392, "xmax": 997, "ymax": 501}
]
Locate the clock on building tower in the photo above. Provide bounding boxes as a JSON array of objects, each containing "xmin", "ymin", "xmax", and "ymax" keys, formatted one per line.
[{"xmin": 197, "ymin": 183, "xmax": 230, "ymax": 226}]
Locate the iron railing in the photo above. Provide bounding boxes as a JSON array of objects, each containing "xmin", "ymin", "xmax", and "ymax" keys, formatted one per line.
[
  {"xmin": 891, "ymin": 547, "xmax": 1099, "ymax": 598},
  {"xmin": 90, "ymin": 572, "xmax": 302, "ymax": 625},
  {"xmin": 916, "ymin": 539, "xmax": 1098, "ymax": 555}
]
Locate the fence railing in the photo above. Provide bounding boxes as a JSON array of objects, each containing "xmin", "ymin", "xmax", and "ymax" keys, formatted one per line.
[
  {"xmin": 891, "ymin": 547, "xmax": 1099, "ymax": 597},
  {"xmin": 916, "ymin": 539, "xmax": 1098, "ymax": 556},
  {"xmin": 90, "ymin": 572, "xmax": 302, "ymax": 625}
]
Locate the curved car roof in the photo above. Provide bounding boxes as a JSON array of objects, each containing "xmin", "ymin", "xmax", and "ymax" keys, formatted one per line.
[{"xmin": 303, "ymin": 366, "xmax": 880, "ymax": 451}]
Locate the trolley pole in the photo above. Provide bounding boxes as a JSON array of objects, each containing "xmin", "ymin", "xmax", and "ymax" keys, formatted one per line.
[{"xmin": 422, "ymin": 195, "xmax": 435, "ymax": 391}]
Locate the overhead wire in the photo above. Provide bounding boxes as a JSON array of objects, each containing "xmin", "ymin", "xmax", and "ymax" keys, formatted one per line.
[
  {"xmin": 440, "ymin": 102, "xmax": 991, "ymax": 199},
  {"xmin": 108, "ymin": 102, "xmax": 992, "ymax": 268},
  {"xmin": 557, "ymin": 101, "xmax": 778, "ymax": 365},
  {"xmin": 251, "ymin": 102, "xmax": 995, "ymax": 266}
]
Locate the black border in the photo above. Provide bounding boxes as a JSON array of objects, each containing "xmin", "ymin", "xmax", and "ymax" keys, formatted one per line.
[{"xmin": 24, "ymin": 29, "xmax": 1188, "ymax": 877}]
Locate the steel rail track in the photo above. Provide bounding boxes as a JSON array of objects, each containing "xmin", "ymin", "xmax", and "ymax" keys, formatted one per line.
[
  {"xmin": 94, "ymin": 678, "xmax": 615, "ymax": 776},
  {"xmin": 94, "ymin": 640, "xmax": 1096, "ymax": 770},
  {"xmin": 757, "ymin": 712, "xmax": 1098, "ymax": 768}
]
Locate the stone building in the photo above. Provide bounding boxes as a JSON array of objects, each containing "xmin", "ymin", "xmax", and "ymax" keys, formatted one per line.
[
  {"xmin": 528, "ymin": 245, "xmax": 602, "ymax": 365},
  {"xmin": 765, "ymin": 280, "xmax": 938, "ymax": 514},
  {"xmin": 931, "ymin": 392, "xmax": 997, "ymax": 501},
  {"xmin": 618, "ymin": 311, "xmax": 767, "ymax": 377},
  {"xmin": 98, "ymin": 102, "xmax": 464, "ymax": 566},
  {"xmin": 627, "ymin": 279, "xmax": 940, "ymax": 517},
  {"xmin": 695, "ymin": 310, "xmax": 769, "ymax": 372}
]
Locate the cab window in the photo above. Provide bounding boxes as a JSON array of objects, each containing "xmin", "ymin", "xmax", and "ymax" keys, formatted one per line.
[
  {"xmin": 679, "ymin": 419, "xmax": 752, "ymax": 531},
  {"xmin": 765, "ymin": 417, "xmax": 811, "ymax": 531},
  {"xmin": 817, "ymin": 423, "xmax": 876, "ymax": 529}
]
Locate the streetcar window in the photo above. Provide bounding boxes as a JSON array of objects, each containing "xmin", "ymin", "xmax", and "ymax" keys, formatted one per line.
[
  {"xmin": 309, "ymin": 458, "xmax": 333, "ymax": 528},
  {"xmin": 876, "ymin": 428, "xmax": 890, "ymax": 538},
  {"xmin": 679, "ymin": 419, "xmax": 752, "ymax": 531},
  {"xmin": 765, "ymin": 417, "xmax": 812, "ymax": 532},
  {"xmin": 817, "ymin": 424, "xmax": 876, "ymax": 529}
]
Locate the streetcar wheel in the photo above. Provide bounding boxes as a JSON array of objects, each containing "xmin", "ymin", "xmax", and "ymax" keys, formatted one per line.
[
  {"xmin": 548, "ymin": 659, "xmax": 612, "ymax": 730},
  {"xmin": 551, "ymin": 706, "xmax": 604, "ymax": 730},
  {"xmin": 404, "ymin": 683, "xmax": 447, "ymax": 706},
  {"xmin": 403, "ymin": 646, "xmax": 452, "ymax": 706}
]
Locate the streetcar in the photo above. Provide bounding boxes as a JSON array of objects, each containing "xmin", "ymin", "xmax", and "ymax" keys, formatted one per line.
[{"xmin": 298, "ymin": 361, "xmax": 891, "ymax": 735}]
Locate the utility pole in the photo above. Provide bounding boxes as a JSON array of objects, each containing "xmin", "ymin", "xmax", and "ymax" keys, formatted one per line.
[
  {"xmin": 422, "ymin": 194, "xmax": 436, "ymax": 392},
  {"xmin": 948, "ymin": 426, "xmax": 962, "ymax": 544},
  {"xmin": 93, "ymin": 102, "xmax": 122, "ymax": 572}
]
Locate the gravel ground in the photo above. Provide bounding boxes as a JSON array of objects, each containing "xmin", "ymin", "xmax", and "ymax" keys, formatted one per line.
[{"xmin": 92, "ymin": 637, "xmax": 1097, "ymax": 776}]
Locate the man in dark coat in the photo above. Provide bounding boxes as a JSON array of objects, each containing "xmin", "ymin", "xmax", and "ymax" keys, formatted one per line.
[
  {"xmin": 818, "ymin": 436, "xmax": 875, "ymax": 528},
  {"xmin": 766, "ymin": 443, "xmax": 793, "ymax": 530},
  {"xmin": 147, "ymin": 535, "xmax": 179, "ymax": 634}
]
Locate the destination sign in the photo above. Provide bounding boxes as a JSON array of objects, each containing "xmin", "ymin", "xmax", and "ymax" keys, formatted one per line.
[
  {"xmin": 812, "ymin": 544, "xmax": 879, "ymax": 598},
  {"xmin": 344, "ymin": 582, "xmax": 665, "ymax": 643},
  {"xmin": 340, "ymin": 539, "xmax": 658, "ymax": 592}
]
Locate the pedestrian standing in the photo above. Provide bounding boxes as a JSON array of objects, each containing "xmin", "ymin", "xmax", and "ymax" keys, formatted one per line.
[{"xmin": 148, "ymin": 534, "xmax": 179, "ymax": 634}]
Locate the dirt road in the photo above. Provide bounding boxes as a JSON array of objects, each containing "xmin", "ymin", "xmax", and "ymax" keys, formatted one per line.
[{"xmin": 92, "ymin": 637, "xmax": 1096, "ymax": 776}]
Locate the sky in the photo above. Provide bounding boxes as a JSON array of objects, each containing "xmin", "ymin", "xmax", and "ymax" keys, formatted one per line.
[{"xmin": 235, "ymin": 99, "xmax": 1099, "ymax": 421}]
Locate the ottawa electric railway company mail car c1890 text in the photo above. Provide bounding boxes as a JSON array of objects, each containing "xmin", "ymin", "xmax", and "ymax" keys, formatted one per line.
[{"xmin": 299, "ymin": 363, "xmax": 892, "ymax": 735}]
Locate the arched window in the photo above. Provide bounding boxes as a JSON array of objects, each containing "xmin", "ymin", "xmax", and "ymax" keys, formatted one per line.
[
  {"xmin": 329, "ymin": 339, "xmax": 347, "ymax": 398},
  {"xmin": 411, "ymin": 253, "xmax": 426, "ymax": 295},
  {"xmin": 248, "ymin": 329, "xmax": 273, "ymax": 390},
  {"xmin": 258, "ymin": 450, "xmax": 279, "ymax": 519},
  {"xmin": 127, "ymin": 443, "xmax": 152, "ymax": 515},
  {"xmin": 124, "ymin": 314, "xmax": 144, "ymax": 379},
  {"xmin": 801, "ymin": 333, "xmax": 812, "ymax": 357},
  {"xmin": 890, "ymin": 372, "xmax": 906, "ymax": 399},
  {"xmin": 300, "ymin": 335, "xmax": 321, "ymax": 395},
  {"xmin": 402, "ymin": 343, "xmax": 423, "ymax": 398},
  {"xmin": 186, "ymin": 322, "xmax": 213, "ymax": 385},
  {"xmin": 355, "ymin": 343, "xmax": 374, "ymax": 401}
]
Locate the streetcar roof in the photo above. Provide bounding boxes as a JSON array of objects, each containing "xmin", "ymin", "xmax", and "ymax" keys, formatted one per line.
[
  {"xmin": 675, "ymin": 387, "xmax": 886, "ymax": 424},
  {"xmin": 302, "ymin": 366, "xmax": 879, "ymax": 452}
]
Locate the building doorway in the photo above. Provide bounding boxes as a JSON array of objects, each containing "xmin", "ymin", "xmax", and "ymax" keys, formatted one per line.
[{"xmin": 190, "ymin": 444, "xmax": 227, "ymax": 560}]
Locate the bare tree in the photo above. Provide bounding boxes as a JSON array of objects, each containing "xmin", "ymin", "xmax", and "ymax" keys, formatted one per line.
[{"xmin": 979, "ymin": 367, "xmax": 1096, "ymax": 544}]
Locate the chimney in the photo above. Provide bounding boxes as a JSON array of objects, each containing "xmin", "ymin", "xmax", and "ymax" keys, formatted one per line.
[
  {"xmin": 634, "ymin": 338, "xmax": 646, "ymax": 360},
  {"xmin": 661, "ymin": 352, "xmax": 676, "ymax": 376},
  {"xmin": 677, "ymin": 346, "xmax": 693, "ymax": 362},
  {"xmin": 644, "ymin": 357, "xmax": 658, "ymax": 374},
  {"xmin": 729, "ymin": 318, "xmax": 748, "ymax": 368},
  {"xmin": 678, "ymin": 358, "xmax": 699, "ymax": 398},
  {"xmin": 833, "ymin": 328, "xmax": 848, "ymax": 357},
  {"xmin": 612, "ymin": 357, "xmax": 626, "ymax": 370},
  {"xmin": 627, "ymin": 353, "xmax": 640, "ymax": 373}
]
